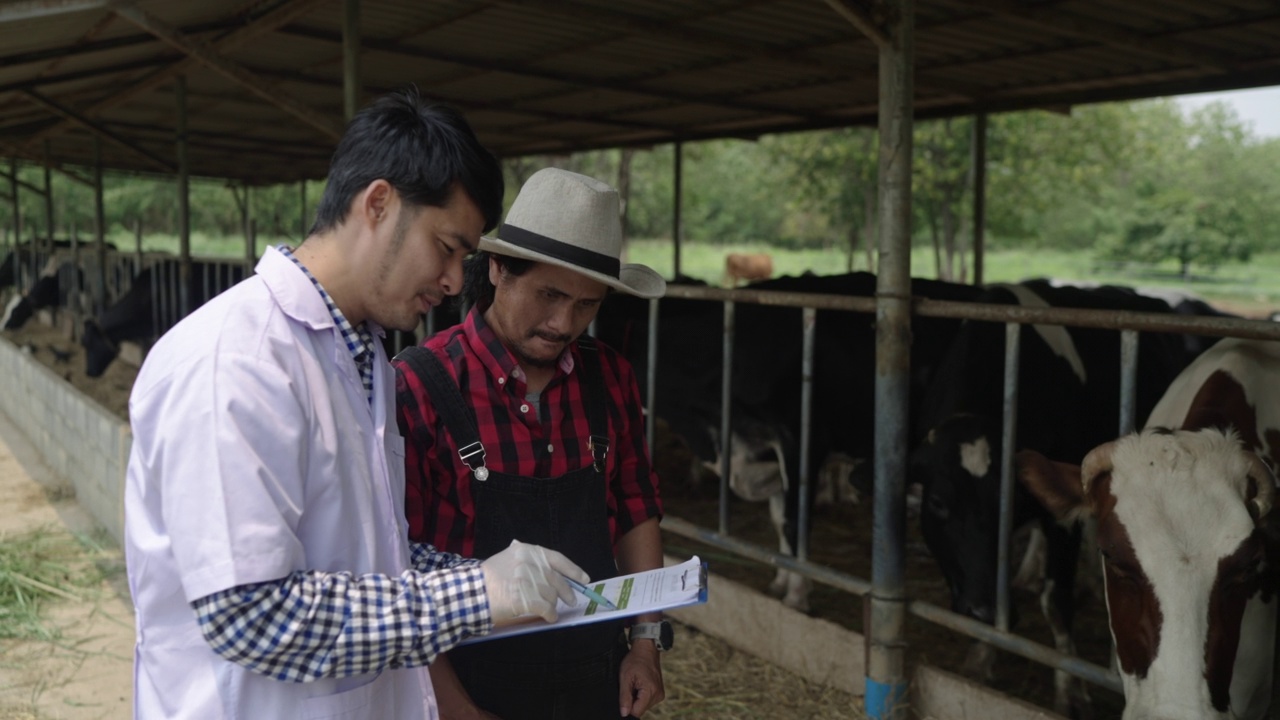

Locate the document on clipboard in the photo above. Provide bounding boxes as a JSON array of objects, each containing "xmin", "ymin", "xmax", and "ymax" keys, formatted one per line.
[{"xmin": 460, "ymin": 556, "xmax": 709, "ymax": 645}]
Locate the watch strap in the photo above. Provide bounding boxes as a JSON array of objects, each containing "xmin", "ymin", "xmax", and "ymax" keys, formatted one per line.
[{"xmin": 629, "ymin": 621, "xmax": 670, "ymax": 651}]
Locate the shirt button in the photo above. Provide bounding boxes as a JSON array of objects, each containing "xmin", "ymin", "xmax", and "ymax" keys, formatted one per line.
[
  {"xmin": 520, "ymin": 404, "xmax": 530, "ymax": 413},
  {"xmin": 547, "ymin": 444, "xmax": 554, "ymax": 453},
  {"xmin": 498, "ymin": 377, "xmax": 505, "ymax": 385}
]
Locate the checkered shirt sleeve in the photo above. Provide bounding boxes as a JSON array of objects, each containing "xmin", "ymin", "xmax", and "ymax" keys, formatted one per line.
[{"xmin": 191, "ymin": 555, "xmax": 490, "ymax": 682}]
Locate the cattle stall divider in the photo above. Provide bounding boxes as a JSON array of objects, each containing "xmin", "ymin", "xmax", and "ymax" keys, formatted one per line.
[{"xmin": 646, "ymin": 283, "xmax": 1280, "ymax": 708}]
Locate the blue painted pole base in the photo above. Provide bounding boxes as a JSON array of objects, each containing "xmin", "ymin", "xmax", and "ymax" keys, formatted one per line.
[{"xmin": 865, "ymin": 678, "xmax": 908, "ymax": 719}]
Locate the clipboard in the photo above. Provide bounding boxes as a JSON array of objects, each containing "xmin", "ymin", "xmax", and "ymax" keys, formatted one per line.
[{"xmin": 459, "ymin": 556, "xmax": 709, "ymax": 645}]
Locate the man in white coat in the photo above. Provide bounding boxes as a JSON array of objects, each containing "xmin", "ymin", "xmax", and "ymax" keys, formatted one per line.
[{"xmin": 124, "ymin": 87, "xmax": 589, "ymax": 720}]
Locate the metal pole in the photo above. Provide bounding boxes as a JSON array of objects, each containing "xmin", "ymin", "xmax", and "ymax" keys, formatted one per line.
[
  {"xmin": 797, "ymin": 306, "xmax": 817, "ymax": 561},
  {"xmin": 719, "ymin": 299, "xmax": 734, "ymax": 536},
  {"xmin": 868, "ymin": 0, "xmax": 914, "ymax": 716},
  {"xmin": 343, "ymin": 0, "xmax": 360, "ymax": 122},
  {"xmin": 134, "ymin": 217, "xmax": 143, "ymax": 275},
  {"xmin": 69, "ymin": 216, "xmax": 79, "ymax": 325},
  {"xmin": 971, "ymin": 113, "xmax": 987, "ymax": 286},
  {"xmin": 1119, "ymin": 329, "xmax": 1139, "ymax": 436},
  {"xmin": 646, "ymin": 296, "xmax": 659, "ymax": 459},
  {"xmin": 243, "ymin": 186, "xmax": 253, "ymax": 263},
  {"xmin": 673, "ymin": 142, "xmax": 683, "ymax": 279},
  {"xmin": 176, "ymin": 75, "xmax": 191, "ymax": 318},
  {"xmin": 93, "ymin": 135, "xmax": 106, "ymax": 317},
  {"xmin": 42, "ymin": 141, "xmax": 54, "ymax": 253},
  {"xmin": 996, "ymin": 322, "xmax": 1021, "ymax": 632},
  {"xmin": 299, "ymin": 179, "xmax": 308, "ymax": 241},
  {"xmin": 10, "ymin": 158, "xmax": 25, "ymax": 287}
]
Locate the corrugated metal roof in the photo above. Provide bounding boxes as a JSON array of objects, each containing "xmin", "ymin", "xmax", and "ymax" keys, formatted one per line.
[{"xmin": 0, "ymin": 0, "xmax": 1278, "ymax": 183}]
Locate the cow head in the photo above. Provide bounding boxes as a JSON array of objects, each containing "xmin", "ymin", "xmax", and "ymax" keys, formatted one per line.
[
  {"xmin": 913, "ymin": 413, "xmax": 1008, "ymax": 625},
  {"xmin": 81, "ymin": 319, "xmax": 119, "ymax": 378},
  {"xmin": 2, "ymin": 294, "xmax": 32, "ymax": 330},
  {"xmin": 1020, "ymin": 429, "xmax": 1277, "ymax": 720}
]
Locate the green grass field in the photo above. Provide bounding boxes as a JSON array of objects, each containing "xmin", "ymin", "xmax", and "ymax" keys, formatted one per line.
[
  {"xmin": 624, "ymin": 239, "xmax": 1280, "ymax": 314},
  {"xmin": 107, "ymin": 229, "xmax": 1280, "ymax": 315}
]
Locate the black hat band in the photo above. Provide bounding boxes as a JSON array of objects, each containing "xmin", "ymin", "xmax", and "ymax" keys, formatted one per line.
[{"xmin": 498, "ymin": 223, "xmax": 621, "ymax": 279}]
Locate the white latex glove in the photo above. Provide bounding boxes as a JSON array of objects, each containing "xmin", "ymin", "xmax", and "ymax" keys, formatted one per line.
[{"xmin": 480, "ymin": 539, "xmax": 589, "ymax": 626}]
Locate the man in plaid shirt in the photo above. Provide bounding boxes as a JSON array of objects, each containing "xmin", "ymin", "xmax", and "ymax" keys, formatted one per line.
[
  {"xmin": 395, "ymin": 168, "xmax": 669, "ymax": 719},
  {"xmin": 124, "ymin": 90, "xmax": 589, "ymax": 720}
]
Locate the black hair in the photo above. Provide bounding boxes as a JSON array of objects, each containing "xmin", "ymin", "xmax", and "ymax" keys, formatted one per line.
[
  {"xmin": 461, "ymin": 251, "xmax": 534, "ymax": 311},
  {"xmin": 310, "ymin": 86, "xmax": 503, "ymax": 236}
]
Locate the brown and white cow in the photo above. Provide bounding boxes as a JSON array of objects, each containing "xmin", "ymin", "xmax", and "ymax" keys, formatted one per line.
[
  {"xmin": 723, "ymin": 252, "xmax": 773, "ymax": 287},
  {"xmin": 1020, "ymin": 337, "xmax": 1280, "ymax": 720}
]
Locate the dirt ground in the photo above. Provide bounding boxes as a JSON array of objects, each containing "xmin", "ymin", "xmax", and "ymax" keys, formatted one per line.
[{"xmin": 0, "ymin": 326, "xmax": 864, "ymax": 720}]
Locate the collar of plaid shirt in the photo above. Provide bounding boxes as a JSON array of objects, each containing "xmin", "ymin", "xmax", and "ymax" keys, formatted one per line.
[
  {"xmin": 277, "ymin": 245, "xmax": 379, "ymax": 403},
  {"xmin": 463, "ymin": 306, "xmax": 577, "ymax": 387}
]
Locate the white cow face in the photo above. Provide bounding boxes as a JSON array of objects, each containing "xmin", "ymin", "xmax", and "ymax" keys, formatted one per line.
[{"xmin": 1021, "ymin": 429, "xmax": 1276, "ymax": 720}]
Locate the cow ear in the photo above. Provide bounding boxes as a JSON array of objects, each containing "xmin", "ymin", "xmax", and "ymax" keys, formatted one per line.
[
  {"xmin": 1016, "ymin": 449, "xmax": 1089, "ymax": 525},
  {"xmin": 1245, "ymin": 453, "xmax": 1276, "ymax": 524}
]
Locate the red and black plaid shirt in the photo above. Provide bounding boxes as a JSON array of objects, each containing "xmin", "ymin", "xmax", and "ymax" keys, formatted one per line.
[{"xmin": 394, "ymin": 308, "xmax": 662, "ymax": 557}]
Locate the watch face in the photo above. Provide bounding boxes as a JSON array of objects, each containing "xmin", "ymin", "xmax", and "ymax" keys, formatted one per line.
[{"xmin": 659, "ymin": 621, "xmax": 674, "ymax": 650}]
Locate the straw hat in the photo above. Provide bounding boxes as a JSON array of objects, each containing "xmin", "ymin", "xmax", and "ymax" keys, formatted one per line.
[{"xmin": 479, "ymin": 168, "xmax": 666, "ymax": 298}]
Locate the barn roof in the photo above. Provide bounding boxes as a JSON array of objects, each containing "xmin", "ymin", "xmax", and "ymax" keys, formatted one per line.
[{"xmin": 1, "ymin": 0, "xmax": 1277, "ymax": 184}]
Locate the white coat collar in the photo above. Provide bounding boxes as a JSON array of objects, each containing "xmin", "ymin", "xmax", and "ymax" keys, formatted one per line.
[{"xmin": 257, "ymin": 245, "xmax": 389, "ymax": 338}]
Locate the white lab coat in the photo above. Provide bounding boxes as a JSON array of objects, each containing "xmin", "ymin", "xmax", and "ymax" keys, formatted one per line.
[{"xmin": 125, "ymin": 247, "xmax": 436, "ymax": 719}]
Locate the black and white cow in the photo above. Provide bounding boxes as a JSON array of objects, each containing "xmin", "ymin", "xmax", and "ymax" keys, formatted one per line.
[
  {"xmin": 81, "ymin": 260, "xmax": 251, "ymax": 377},
  {"xmin": 911, "ymin": 280, "xmax": 1192, "ymax": 718},
  {"xmin": 596, "ymin": 271, "xmax": 984, "ymax": 610},
  {"xmin": 80, "ymin": 259, "xmax": 454, "ymax": 377},
  {"xmin": 1020, "ymin": 337, "xmax": 1280, "ymax": 720},
  {"xmin": 2, "ymin": 255, "xmax": 86, "ymax": 330}
]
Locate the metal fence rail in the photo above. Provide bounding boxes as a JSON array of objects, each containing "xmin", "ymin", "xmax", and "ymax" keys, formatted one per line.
[{"xmin": 650, "ymin": 282, "xmax": 1280, "ymax": 702}]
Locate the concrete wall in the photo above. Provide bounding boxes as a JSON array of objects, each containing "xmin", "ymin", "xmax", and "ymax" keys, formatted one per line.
[{"xmin": 0, "ymin": 337, "xmax": 129, "ymax": 545}]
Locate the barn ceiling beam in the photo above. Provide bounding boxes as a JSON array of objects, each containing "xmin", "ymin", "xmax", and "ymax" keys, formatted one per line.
[
  {"xmin": 947, "ymin": 0, "xmax": 1238, "ymax": 72},
  {"xmin": 20, "ymin": 89, "xmax": 173, "ymax": 171},
  {"xmin": 0, "ymin": 142, "xmax": 93, "ymax": 185},
  {"xmin": 490, "ymin": 0, "xmax": 842, "ymax": 73},
  {"xmin": 110, "ymin": 3, "xmax": 344, "ymax": 142},
  {"xmin": 819, "ymin": 0, "xmax": 890, "ymax": 49},
  {"xmin": 0, "ymin": 0, "xmax": 108, "ymax": 24},
  {"xmin": 22, "ymin": 0, "xmax": 331, "ymax": 149},
  {"xmin": 0, "ymin": 57, "xmax": 171, "ymax": 96},
  {"xmin": 277, "ymin": 25, "xmax": 821, "ymax": 125}
]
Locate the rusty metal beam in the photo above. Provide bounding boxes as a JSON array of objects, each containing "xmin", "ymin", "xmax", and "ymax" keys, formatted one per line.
[
  {"xmin": 0, "ymin": 140, "xmax": 96, "ymax": 186},
  {"xmin": 946, "ymin": 0, "xmax": 1238, "ymax": 72},
  {"xmin": 820, "ymin": 0, "xmax": 890, "ymax": 49},
  {"xmin": 23, "ymin": 0, "xmax": 331, "ymax": 148},
  {"xmin": 110, "ymin": 3, "xmax": 343, "ymax": 142},
  {"xmin": 0, "ymin": 0, "xmax": 108, "ymax": 24},
  {"xmin": 20, "ymin": 89, "xmax": 173, "ymax": 171}
]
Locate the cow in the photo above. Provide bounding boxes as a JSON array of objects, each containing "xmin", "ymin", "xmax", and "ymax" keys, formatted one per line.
[
  {"xmin": 2, "ymin": 255, "xmax": 86, "ymax": 330},
  {"xmin": 1018, "ymin": 337, "xmax": 1280, "ymax": 719},
  {"xmin": 595, "ymin": 271, "xmax": 985, "ymax": 610},
  {"xmin": 910, "ymin": 280, "xmax": 1193, "ymax": 718},
  {"xmin": 81, "ymin": 260, "xmax": 251, "ymax": 377},
  {"xmin": 723, "ymin": 252, "xmax": 773, "ymax": 287},
  {"xmin": 81, "ymin": 259, "xmax": 459, "ymax": 377}
]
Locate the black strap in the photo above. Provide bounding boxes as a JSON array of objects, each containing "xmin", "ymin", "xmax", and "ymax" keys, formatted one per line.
[
  {"xmin": 576, "ymin": 336, "xmax": 610, "ymax": 473},
  {"xmin": 395, "ymin": 346, "xmax": 487, "ymax": 475},
  {"xmin": 497, "ymin": 223, "xmax": 621, "ymax": 279}
]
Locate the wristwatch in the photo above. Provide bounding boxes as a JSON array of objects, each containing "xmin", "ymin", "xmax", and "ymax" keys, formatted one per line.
[{"xmin": 629, "ymin": 621, "xmax": 674, "ymax": 651}]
